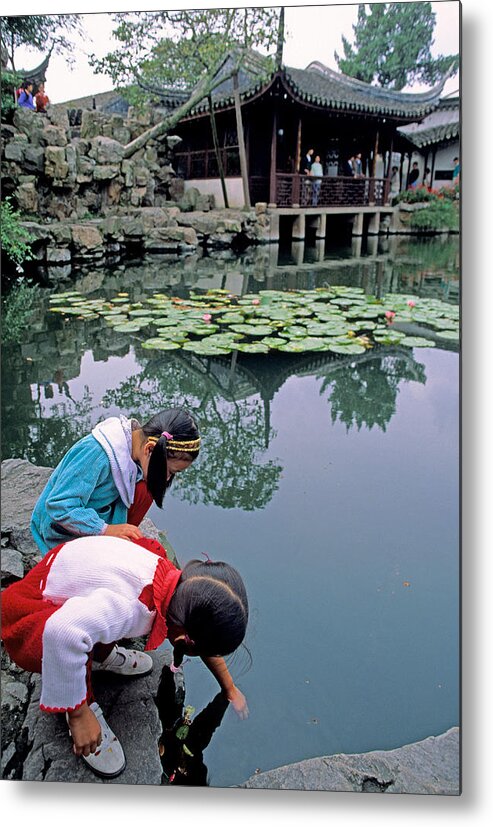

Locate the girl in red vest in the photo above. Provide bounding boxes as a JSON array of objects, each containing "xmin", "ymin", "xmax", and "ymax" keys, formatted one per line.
[{"xmin": 2, "ymin": 535, "xmax": 249, "ymax": 778}]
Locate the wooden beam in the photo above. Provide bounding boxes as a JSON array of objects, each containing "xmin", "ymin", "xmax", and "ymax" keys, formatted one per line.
[
  {"xmin": 372, "ymin": 130, "xmax": 379, "ymax": 178},
  {"xmin": 295, "ymin": 117, "xmax": 302, "ymax": 174},
  {"xmin": 269, "ymin": 107, "xmax": 278, "ymax": 205},
  {"xmin": 233, "ymin": 70, "xmax": 251, "ymax": 208}
]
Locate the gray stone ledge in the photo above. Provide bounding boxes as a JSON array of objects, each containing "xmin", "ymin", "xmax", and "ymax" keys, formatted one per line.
[{"xmin": 241, "ymin": 727, "xmax": 460, "ymax": 795}]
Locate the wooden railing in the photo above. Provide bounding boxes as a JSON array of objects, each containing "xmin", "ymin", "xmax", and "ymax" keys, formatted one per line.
[
  {"xmin": 173, "ymin": 157, "xmax": 391, "ymax": 208},
  {"xmin": 275, "ymin": 174, "xmax": 390, "ymax": 207}
]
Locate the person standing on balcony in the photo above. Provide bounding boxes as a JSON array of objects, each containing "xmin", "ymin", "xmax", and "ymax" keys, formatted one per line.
[
  {"xmin": 301, "ymin": 148, "xmax": 314, "ymax": 174},
  {"xmin": 452, "ymin": 157, "xmax": 460, "ymax": 186},
  {"xmin": 390, "ymin": 165, "xmax": 400, "ymax": 198},
  {"xmin": 310, "ymin": 155, "xmax": 324, "ymax": 206},
  {"xmin": 353, "ymin": 153, "xmax": 364, "ymax": 177},
  {"xmin": 407, "ymin": 162, "xmax": 420, "ymax": 189}
]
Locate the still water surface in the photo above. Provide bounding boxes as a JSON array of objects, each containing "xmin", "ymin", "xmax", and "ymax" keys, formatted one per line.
[{"xmin": 2, "ymin": 235, "xmax": 459, "ymax": 787}]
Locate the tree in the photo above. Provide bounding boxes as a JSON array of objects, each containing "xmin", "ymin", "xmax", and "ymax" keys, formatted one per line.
[
  {"xmin": 0, "ymin": 14, "xmax": 84, "ymax": 72},
  {"xmin": 334, "ymin": 3, "xmax": 458, "ymax": 90},
  {"xmin": 89, "ymin": 7, "xmax": 281, "ymax": 193}
]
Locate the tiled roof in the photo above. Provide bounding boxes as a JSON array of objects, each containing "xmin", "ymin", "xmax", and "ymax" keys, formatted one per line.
[
  {"xmin": 283, "ymin": 62, "xmax": 450, "ymax": 118},
  {"xmin": 187, "ymin": 54, "xmax": 450, "ymax": 120},
  {"xmin": 398, "ymin": 97, "xmax": 459, "ymax": 148}
]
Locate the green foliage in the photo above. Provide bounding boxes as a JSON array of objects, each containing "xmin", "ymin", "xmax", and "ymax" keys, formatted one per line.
[
  {"xmin": 0, "ymin": 197, "xmax": 34, "ymax": 270},
  {"xmin": 1, "ymin": 279, "xmax": 40, "ymax": 344},
  {"xmin": 1, "ymin": 68, "xmax": 21, "ymax": 116},
  {"xmin": 334, "ymin": 3, "xmax": 458, "ymax": 89},
  {"xmin": 409, "ymin": 200, "xmax": 459, "ymax": 231},
  {"xmin": 89, "ymin": 7, "xmax": 280, "ymax": 102},
  {"xmin": 394, "ymin": 187, "xmax": 459, "ymax": 231},
  {"xmin": 0, "ymin": 14, "xmax": 84, "ymax": 70}
]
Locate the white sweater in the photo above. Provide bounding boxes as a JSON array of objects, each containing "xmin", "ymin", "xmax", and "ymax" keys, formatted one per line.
[{"xmin": 38, "ymin": 536, "xmax": 171, "ymax": 711}]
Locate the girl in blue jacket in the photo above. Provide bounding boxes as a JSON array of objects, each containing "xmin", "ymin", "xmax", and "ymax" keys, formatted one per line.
[{"xmin": 31, "ymin": 407, "xmax": 200, "ymax": 556}]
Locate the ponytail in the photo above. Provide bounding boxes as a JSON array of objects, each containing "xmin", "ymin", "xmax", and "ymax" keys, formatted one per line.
[{"xmin": 142, "ymin": 408, "xmax": 200, "ymax": 507}]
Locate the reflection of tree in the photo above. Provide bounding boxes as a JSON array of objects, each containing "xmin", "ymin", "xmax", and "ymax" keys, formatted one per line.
[
  {"xmin": 319, "ymin": 352, "xmax": 426, "ymax": 433},
  {"xmin": 25, "ymin": 392, "xmax": 95, "ymax": 467},
  {"xmin": 101, "ymin": 353, "xmax": 282, "ymax": 511}
]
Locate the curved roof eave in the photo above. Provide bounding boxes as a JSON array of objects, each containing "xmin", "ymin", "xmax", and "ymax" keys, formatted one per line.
[{"xmin": 183, "ymin": 59, "xmax": 451, "ymax": 121}]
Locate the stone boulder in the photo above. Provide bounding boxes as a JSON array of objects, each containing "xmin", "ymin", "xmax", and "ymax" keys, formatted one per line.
[
  {"xmin": 44, "ymin": 146, "xmax": 69, "ymax": 180},
  {"xmin": 41, "ymin": 125, "xmax": 68, "ymax": 148},
  {"xmin": 71, "ymin": 224, "xmax": 104, "ymax": 252},
  {"xmin": 89, "ymin": 136, "xmax": 125, "ymax": 165},
  {"xmin": 241, "ymin": 728, "xmax": 460, "ymax": 794}
]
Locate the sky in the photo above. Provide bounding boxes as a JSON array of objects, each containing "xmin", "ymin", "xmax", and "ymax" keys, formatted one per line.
[{"xmin": 3, "ymin": 1, "xmax": 460, "ymax": 104}]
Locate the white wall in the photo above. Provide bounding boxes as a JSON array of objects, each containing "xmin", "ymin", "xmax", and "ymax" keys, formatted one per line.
[{"xmin": 184, "ymin": 178, "xmax": 245, "ymax": 209}]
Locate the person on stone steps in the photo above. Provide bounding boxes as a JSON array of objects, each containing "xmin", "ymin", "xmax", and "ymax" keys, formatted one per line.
[
  {"xmin": 2, "ymin": 534, "xmax": 249, "ymax": 778},
  {"xmin": 30, "ymin": 407, "xmax": 200, "ymax": 681}
]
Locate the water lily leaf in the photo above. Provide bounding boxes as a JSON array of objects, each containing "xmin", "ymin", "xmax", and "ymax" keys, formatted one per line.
[
  {"xmin": 278, "ymin": 337, "xmax": 328, "ymax": 353},
  {"xmin": 283, "ymin": 325, "xmax": 309, "ymax": 338},
  {"xmin": 435, "ymin": 329, "xmax": 460, "ymax": 340},
  {"xmin": 233, "ymin": 342, "xmax": 270, "ymax": 354},
  {"xmin": 217, "ymin": 313, "xmax": 245, "ymax": 324},
  {"xmin": 259, "ymin": 336, "xmax": 288, "ymax": 348},
  {"xmin": 229, "ymin": 324, "xmax": 274, "ymax": 337},
  {"xmin": 141, "ymin": 339, "xmax": 181, "ymax": 350},
  {"xmin": 399, "ymin": 336, "xmax": 436, "ymax": 348},
  {"xmin": 182, "ymin": 341, "xmax": 231, "ymax": 355},
  {"xmin": 328, "ymin": 343, "xmax": 367, "ymax": 355},
  {"xmin": 112, "ymin": 322, "xmax": 146, "ymax": 333}
]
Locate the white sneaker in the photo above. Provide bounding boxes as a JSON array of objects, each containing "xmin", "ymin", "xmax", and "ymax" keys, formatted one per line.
[
  {"xmin": 92, "ymin": 645, "xmax": 153, "ymax": 677},
  {"xmin": 67, "ymin": 702, "xmax": 126, "ymax": 779}
]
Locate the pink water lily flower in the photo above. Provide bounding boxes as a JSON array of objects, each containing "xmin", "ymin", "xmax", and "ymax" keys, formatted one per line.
[
  {"xmin": 385, "ymin": 310, "xmax": 396, "ymax": 325},
  {"xmin": 407, "ymin": 300, "xmax": 416, "ymax": 308},
  {"xmin": 202, "ymin": 313, "xmax": 212, "ymax": 323},
  {"xmin": 252, "ymin": 298, "xmax": 260, "ymax": 306}
]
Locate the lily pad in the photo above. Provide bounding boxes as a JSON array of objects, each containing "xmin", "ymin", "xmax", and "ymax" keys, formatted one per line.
[
  {"xmin": 399, "ymin": 336, "xmax": 436, "ymax": 348},
  {"xmin": 435, "ymin": 329, "xmax": 460, "ymax": 340},
  {"xmin": 141, "ymin": 339, "xmax": 181, "ymax": 350},
  {"xmin": 233, "ymin": 342, "xmax": 270, "ymax": 354},
  {"xmin": 328, "ymin": 343, "xmax": 367, "ymax": 355}
]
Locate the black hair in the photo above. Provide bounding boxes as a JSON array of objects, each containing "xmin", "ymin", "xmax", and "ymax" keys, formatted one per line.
[
  {"xmin": 142, "ymin": 407, "xmax": 200, "ymax": 508},
  {"xmin": 166, "ymin": 560, "xmax": 249, "ymax": 668}
]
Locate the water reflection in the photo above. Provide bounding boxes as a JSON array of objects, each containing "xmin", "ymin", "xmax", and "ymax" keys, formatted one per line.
[
  {"xmin": 2, "ymin": 320, "xmax": 430, "ymax": 510},
  {"xmin": 2, "ymin": 235, "xmax": 456, "ymax": 499},
  {"xmin": 157, "ymin": 664, "xmax": 229, "ymax": 786}
]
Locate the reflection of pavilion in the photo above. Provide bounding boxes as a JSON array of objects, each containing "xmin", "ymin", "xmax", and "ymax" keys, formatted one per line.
[{"xmin": 166, "ymin": 345, "xmax": 425, "ymax": 448}]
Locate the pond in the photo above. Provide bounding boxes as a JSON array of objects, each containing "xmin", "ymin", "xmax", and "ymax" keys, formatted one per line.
[{"xmin": 1, "ymin": 234, "xmax": 459, "ymax": 788}]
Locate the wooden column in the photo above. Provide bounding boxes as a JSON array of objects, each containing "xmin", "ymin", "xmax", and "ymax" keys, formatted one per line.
[
  {"xmin": 233, "ymin": 71, "xmax": 251, "ymax": 208},
  {"xmin": 372, "ymin": 130, "xmax": 379, "ymax": 178},
  {"xmin": 431, "ymin": 149, "xmax": 437, "ymax": 189},
  {"xmin": 295, "ymin": 117, "xmax": 302, "ymax": 174},
  {"xmin": 269, "ymin": 107, "xmax": 278, "ymax": 206}
]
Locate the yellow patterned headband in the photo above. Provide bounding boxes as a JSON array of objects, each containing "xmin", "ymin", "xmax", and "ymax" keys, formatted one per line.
[{"xmin": 147, "ymin": 432, "xmax": 201, "ymax": 452}]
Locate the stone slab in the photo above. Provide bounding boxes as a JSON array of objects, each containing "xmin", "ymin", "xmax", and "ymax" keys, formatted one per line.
[{"xmin": 241, "ymin": 728, "xmax": 460, "ymax": 795}]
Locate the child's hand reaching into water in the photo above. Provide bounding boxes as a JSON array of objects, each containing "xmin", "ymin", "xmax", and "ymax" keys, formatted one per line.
[
  {"xmin": 226, "ymin": 685, "xmax": 249, "ymax": 719},
  {"xmin": 67, "ymin": 703, "xmax": 102, "ymax": 756}
]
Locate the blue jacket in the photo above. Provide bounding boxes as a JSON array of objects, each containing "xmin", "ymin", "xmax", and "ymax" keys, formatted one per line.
[
  {"xmin": 31, "ymin": 417, "xmax": 142, "ymax": 556},
  {"xmin": 18, "ymin": 90, "xmax": 36, "ymax": 110}
]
